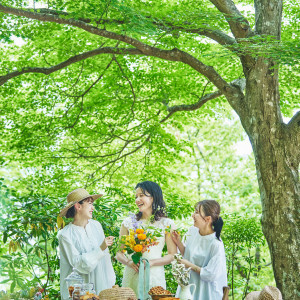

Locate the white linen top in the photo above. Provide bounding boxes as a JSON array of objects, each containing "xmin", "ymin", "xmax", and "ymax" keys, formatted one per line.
[
  {"xmin": 58, "ymin": 219, "xmax": 115, "ymax": 300},
  {"xmin": 176, "ymin": 226, "xmax": 227, "ymax": 300}
]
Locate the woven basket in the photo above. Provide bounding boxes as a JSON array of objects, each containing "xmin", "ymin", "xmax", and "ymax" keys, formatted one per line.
[{"xmin": 99, "ymin": 285, "xmax": 137, "ymax": 300}]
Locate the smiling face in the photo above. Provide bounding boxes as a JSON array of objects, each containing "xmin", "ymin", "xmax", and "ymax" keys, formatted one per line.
[
  {"xmin": 76, "ymin": 198, "xmax": 95, "ymax": 220},
  {"xmin": 192, "ymin": 205, "xmax": 211, "ymax": 230},
  {"xmin": 135, "ymin": 187, "xmax": 153, "ymax": 215}
]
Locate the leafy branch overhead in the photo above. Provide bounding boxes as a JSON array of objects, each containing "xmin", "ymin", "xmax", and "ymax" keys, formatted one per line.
[
  {"xmin": 0, "ymin": 1, "xmax": 299, "ymax": 299},
  {"xmin": 0, "ymin": 2, "xmax": 246, "ymax": 94}
]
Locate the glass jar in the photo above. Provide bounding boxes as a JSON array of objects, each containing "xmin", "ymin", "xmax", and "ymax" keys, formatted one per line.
[
  {"xmin": 65, "ymin": 268, "xmax": 84, "ymax": 298},
  {"xmin": 72, "ymin": 284, "xmax": 82, "ymax": 300},
  {"xmin": 81, "ymin": 283, "xmax": 96, "ymax": 296}
]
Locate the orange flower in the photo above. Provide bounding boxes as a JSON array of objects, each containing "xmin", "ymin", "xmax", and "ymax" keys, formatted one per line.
[
  {"xmin": 137, "ymin": 233, "xmax": 147, "ymax": 240},
  {"xmin": 136, "ymin": 229, "xmax": 144, "ymax": 234},
  {"xmin": 133, "ymin": 244, "xmax": 143, "ymax": 252}
]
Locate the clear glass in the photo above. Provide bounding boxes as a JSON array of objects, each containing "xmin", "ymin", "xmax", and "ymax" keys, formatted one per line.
[
  {"xmin": 65, "ymin": 268, "xmax": 84, "ymax": 298},
  {"xmin": 81, "ymin": 283, "xmax": 96, "ymax": 295},
  {"xmin": 72, "ymin": 284, "xmax": 82, "ymax": 300}
]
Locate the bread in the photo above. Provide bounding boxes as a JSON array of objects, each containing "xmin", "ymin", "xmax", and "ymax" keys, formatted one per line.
[
  {"xmin": 148, "ymin": 286, "xmax": 172, "ymax": 295},
  {"xmin": 79, "ymin": 292, "xmax": 99, "ymax": 300}
]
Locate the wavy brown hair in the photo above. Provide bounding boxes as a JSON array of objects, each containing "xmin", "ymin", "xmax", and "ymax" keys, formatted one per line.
[{"xmin": 135, "ymin": 181, "xmax": 167, "ymax": 222}]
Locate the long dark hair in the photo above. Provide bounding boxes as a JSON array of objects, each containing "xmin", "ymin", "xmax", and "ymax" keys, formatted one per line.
[
  {"xmin": 196, "ymin": 200, "xmax": 223, "ymax": 241},
  {"xmin": 135, "ymin": 181, "xmax": 167, "ymax": 221}
]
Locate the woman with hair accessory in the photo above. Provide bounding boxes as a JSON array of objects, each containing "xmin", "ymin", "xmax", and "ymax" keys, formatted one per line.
[
  {"xmin": 58, "ymin": 188, "xmax": 116, "ymax": 300},
  {"xmin": 115, "ymin": 181, "xmax": 177, "ymax": 296},
  {"xmin": 171, "ymin": 200, "xmax": 227, "ymax": 300}
]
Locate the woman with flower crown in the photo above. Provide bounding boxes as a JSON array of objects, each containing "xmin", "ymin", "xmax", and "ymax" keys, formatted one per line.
[{"xmin": 116, "ymin": 181, "xmax": 177, "ymax": 296}]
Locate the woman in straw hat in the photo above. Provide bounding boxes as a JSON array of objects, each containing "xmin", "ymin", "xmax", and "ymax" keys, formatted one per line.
[
  {"xmin": 171, "ymin": 200, "xmax": 227, "ymax": 300},
  {"xmin": 58, "ymin": 188, "xmax": 116, "ymax": 300}
]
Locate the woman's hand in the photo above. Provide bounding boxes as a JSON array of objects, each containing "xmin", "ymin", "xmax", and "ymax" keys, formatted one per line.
[
  {"xmin": 178, "ymin": 258, "xmax": 201, "ymax": 273},
  {"xmin": 100, "ymin": 236, "xmax": 115, "ymax": 250},
  {"xmin": 171, "ymin": 230, "xmax": 181, "ymax": 245},
  {"xmin": 178, "ymin": 258, "xmax": 192, "ymax": 268},
  {"xmin": 127, "ymin": 260, "xmax": 139, "ymax": 272},
  {"xmin": 105, "ymin": 236, "xmax": 115, "ymax": 246}
]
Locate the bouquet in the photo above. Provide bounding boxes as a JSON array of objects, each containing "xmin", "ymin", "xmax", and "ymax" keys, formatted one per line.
[
  {"xmin": 171, "ymin": 254, "xmax": 191, "ymax": 286},
  {"xmin": 119, "ymin": 228, "xmax": 159, "ymax": 264}
]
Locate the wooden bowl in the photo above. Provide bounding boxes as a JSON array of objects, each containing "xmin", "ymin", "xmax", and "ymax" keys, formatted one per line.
[{"xmin": 150, "ymin": 295, "xmax": 176, "ymax": 300}]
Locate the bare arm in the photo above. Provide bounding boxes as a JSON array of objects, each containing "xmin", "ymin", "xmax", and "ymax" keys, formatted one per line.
[
  {"xmin": 179, "ymin": 258, "xmax": 201, "ymax": 274},
  {"xmin": 149, "ymin": 223, "xmax": 177, "ymax": 267},
  {"xmin": 171, "ymin": 231, "xmax": 185, "ymax": 256}
]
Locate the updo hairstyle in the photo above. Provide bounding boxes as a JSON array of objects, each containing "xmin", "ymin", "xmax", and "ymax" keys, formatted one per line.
[{"xmin": 196, "ymin": 199, "xmax": 224, "ymax": 241}]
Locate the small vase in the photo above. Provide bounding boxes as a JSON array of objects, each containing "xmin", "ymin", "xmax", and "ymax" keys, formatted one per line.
[{"xmin": 179, "ymin": 283, "xmax": 196, "ymax": 300}]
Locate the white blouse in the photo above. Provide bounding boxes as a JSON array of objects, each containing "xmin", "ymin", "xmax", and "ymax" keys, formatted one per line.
[
  {"xmin": 176, "ymin": 226, "xmax": 227, "ymax": 300},
  {"xmin": 58, "ymin": 219, "xmax": 115, "ymax": 300}
]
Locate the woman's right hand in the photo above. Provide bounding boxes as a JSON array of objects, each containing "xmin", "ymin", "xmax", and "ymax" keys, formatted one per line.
[
  {"xmin": 127, "ymin": 260, "xmax": 139, "ymax": 272},
  {"xmin": 171, "ymin": 230, "xmax": 181, "ymax": 245},
  {"xmin": 100, "ymin": 236, "xmax": 115, "ymax": 250}
]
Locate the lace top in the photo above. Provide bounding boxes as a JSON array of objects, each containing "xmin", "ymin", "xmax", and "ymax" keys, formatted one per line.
[{"xmin": 122, "ymin": 213, "xmax": 175, "ymax": 231}]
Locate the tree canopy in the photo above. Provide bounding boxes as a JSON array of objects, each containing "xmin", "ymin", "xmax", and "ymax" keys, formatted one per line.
[{"xmin": 0, "ymin": 0, "xmax": 299, "ymax": 299}]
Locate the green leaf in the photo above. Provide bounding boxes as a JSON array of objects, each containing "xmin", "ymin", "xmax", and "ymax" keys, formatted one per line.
[
  {"xmin": 3, "ymin": 231, "xmax": 7, "ymax": 244},
  {"xmin": 10, "ymin": 280, "xmax": 16, "ymax": 293},
  {"xmin": 131, "ymin": 252, "xmax": 142, "ymax": 265}
]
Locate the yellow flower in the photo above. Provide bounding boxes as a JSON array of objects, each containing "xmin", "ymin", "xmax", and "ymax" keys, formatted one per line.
[
  {"xmin": 136, "ymin": 228, "xmax": 144, "ymax": 234},
  {"xmin": 133, "ymin": 244, "xmax": 143, "ymax": 252},
  {"xmin": 137, "ymin": 233, "xmax": 147, "ymax": 240}
]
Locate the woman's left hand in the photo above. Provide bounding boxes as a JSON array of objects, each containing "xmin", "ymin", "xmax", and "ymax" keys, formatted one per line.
[
  {"xmin": 178, "ymin": 258, "xmax": 192, "ymax": 268},
  {"xmin": 139, "ymin": 260, "xmax": 154, "ymax": 269}
]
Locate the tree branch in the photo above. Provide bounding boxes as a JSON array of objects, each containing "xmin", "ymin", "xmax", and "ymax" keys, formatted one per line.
[
  {"xmin": 0, "ymin": 47, "xmax": 142, "ymax": 86},
  {"xmin": 160, "ymin": 90, "xmax": 222, "ymax": 123},
  {"xmin": 287, "ymin": 110, "xmax": 300, "ymax": 132},
  {"xmin": 83, "ymin": 135, "xmax": 151, "ymax": 186},
  {"xmin": 0, "ymin": 4, "xmax": 234, "ymax": 94},
  {"xmin": 159, "ymin": 21, "xmax": 236, "ymax": 46},
  {"xmin": 287, "ymin": 111, "xmax": 300, "ymax": 164},
  {"xmin": 209, "ymin": 0, "xmax": 253, "ymax": 39},
  {"xmin": 160, "ymin": 78, "xmax": 246, "ymax": 122},
  {"xmin": 23, "ymin": 7, "xmax": 236, "ymax": 46}
]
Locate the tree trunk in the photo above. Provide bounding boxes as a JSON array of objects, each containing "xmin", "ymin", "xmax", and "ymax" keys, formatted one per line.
[
  {"xmin": 240, "ymin": 59, "xmax": 300, "ymax": 299},
  {"xmin": 231, "ymin": 1, "xmax": 300, "ymax": 298}
]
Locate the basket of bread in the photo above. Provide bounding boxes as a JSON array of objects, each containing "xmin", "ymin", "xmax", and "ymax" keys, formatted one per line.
[{"xmin": 148, "ymin": 286, "xmax": 178, "ymax": 300}]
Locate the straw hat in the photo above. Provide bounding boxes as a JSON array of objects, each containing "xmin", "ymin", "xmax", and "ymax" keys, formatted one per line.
[
  {"xmin": 245, "ymin": 286, "xmax": 283, "ymax": 300},
  {"xmin": 59, "ymin": 188, "xmax": 103, "ymax": 217}
]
